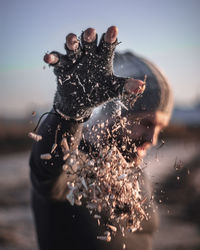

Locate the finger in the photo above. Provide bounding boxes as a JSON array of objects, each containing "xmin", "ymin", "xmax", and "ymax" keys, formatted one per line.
[
  {"xmin": 104, "ymin": 26, "xmax": 118, "ymax": 44},
  {"xmin": 83, "ymin": 28, "xmax": 96, "ymax": 43},
  {"xmin": 124, "ymin": 78, "xmax": 146, "ymax": 95},
  {"xmin": 81, "ymin": 27, "xmax": 97, "ymax": 53},
  {"xmin": 65, "ymin": 33, "xmax": 82, "ymax": 61},
  {"xmin": 85, "ymin": 76, "xmax": 145, "ymax": 108},
  {"xmin": 65, "ymin": 33, "xmax": 79, "ymax": 51},
  {"xmin": 98, "ymin": 26, "xmax": 118, "ymax": 60},
  {"xmin": 44, "ymin": 53, "xmax": 59, "ymax": 65}
]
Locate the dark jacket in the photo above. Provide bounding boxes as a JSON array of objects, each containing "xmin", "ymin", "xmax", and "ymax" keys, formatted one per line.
[{"xmin": 30, "ymin": 113, "xmax": 158, "ymax": 250}]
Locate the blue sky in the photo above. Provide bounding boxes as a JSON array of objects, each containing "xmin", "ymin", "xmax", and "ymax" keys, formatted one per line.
[{"xmin": 0, "ymin": 0, "xmax": 199, "ymax": 117}]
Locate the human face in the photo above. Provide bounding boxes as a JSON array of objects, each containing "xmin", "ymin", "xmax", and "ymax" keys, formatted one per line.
[{"xmin": 117, "ymin": 111, "xmax": 170, "ymax": 163}]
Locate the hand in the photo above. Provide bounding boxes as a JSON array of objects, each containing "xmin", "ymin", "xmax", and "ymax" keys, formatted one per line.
[{"xmin": 44, "ymin": 26, "xmax": 145, "ymax": 121}]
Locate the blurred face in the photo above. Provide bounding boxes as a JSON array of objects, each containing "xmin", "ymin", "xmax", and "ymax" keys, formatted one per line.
[{"xmin": 116, "ymin": 111, "xmax": 170, "ymax": 163}]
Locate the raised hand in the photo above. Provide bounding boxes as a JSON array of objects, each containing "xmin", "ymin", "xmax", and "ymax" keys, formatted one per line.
[{"xmin": 44, "ymin": 26, "xmax": 145, "ymax": 121}]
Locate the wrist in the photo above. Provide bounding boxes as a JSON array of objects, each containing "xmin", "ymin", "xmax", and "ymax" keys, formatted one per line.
[{"xmin": 53, "ymin": 93, "xmax": 92, "ymax": 123}]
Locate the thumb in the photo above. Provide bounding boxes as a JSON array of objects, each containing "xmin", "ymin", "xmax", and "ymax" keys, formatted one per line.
[{"xmin": 124, "ymin": 78, "xmax": 146, "ymax": 95}]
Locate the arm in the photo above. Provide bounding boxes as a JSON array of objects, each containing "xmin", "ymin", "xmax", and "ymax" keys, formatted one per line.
[
  {"xmin": 29, "ymin": 26, "xmax": 145, "ymax": 198},
  {"xmin": 30, "ymin": 113, "xmax": 82, "ymax": 198}
]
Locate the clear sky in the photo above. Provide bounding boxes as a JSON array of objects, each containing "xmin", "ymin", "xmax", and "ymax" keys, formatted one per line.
[{"xmin": 0, "ymin": 0, "xmax": 199, "ymax": 118}]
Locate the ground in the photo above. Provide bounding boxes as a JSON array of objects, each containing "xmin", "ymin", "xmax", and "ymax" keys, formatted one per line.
[{"xmin": 0, "ymin": 139, "xmax": 199, "ymax": 250}]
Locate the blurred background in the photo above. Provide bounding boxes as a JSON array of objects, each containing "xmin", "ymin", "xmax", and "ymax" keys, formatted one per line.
[{"xmin": 0, "ymin": 0, "xmax": 200, "ymax": 249}]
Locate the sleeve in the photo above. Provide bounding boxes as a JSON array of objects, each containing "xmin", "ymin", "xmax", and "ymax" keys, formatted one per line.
[{"xmin": 29, "ymin": 112, "xmax": 82, "ymax": 199}]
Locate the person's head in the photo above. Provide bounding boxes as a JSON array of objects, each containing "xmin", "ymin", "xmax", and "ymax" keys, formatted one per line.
[
  {"xmin": 84, "ymin": 51, "xmax": 173, "ymax": 164},
  {"xmin": 113, "ymin": 52, "xmax": 173, "ymax": 163}
]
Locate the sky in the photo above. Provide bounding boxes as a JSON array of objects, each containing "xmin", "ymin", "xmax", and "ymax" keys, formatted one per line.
[{"xmin": 0, "ymin": 0, "xmax": 200, "ymax": 118}]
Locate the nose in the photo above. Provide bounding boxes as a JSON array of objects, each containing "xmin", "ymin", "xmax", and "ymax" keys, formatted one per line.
[{"xmin": 145, "ymin": 126, "xmax": 159, "ymax": 146}]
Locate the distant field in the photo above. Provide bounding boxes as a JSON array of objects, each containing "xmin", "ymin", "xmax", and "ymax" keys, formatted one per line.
[
  {"xmin": 0, "ymin": 117, "xmax": 200, "ymax": 154},
  {"xmin": 0, "ymin": 118, "xmax": 35, "ymax": 154}
]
